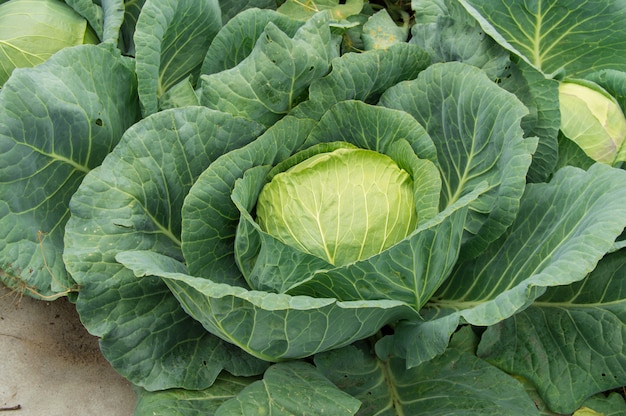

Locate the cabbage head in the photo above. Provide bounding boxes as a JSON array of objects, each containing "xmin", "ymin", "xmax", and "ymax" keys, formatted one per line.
[
  {"xmin": 0, "ymin": 0, "xmax": 99, "ymax": 87},
  {"xmin": 559, "ymin": 79, "xmax": 626, "ymax": 165},
  {"xmin": 256, "ymin": 146, "xmax": 418, "ymax": 266}
]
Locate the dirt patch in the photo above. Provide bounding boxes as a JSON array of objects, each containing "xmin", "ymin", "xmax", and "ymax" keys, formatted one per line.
[{"xmin": 0, "ymin": 285, "xmax": 136, "ymax": 415}]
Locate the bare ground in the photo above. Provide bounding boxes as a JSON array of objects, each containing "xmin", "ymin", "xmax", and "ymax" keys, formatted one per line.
[{"xmin": 0, "ymin": 284, "xmax": 136, "ymax": 415}]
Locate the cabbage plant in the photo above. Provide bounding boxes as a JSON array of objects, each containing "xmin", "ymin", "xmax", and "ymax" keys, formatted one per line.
[
  {"xmin": 0, "ymin": 0, "xmax": 99, "ymax": 87},
  {"xmin": 1, "ymin": 1, "xmax": 626, "ymax": 415}
]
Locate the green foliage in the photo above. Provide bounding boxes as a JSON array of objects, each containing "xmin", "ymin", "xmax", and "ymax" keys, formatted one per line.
[
  {"xmin": 1, "ymin": 1, "xmax": 625, "ymax": 414},
  {"xmin": 0, "ymin": 43, "xmax": 139, "ymax": 298},
  {"xmin": 458, "ymin": 0, "xmax": 626, "ymax": 77}
]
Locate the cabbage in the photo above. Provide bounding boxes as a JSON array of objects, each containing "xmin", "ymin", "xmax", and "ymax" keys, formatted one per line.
[
  {"xmin": 0, "ymin": 0, "xmax": 98, "ymax": 87},
  {"xmin": 257, "ymin": 147, "xmax": 418, "ymax": 266},
  {"xmin": 559, "ymin": 80, "xmax": 626, "ymax": 165},
  {"xmin": 2, "ymin": 2, "xmax": 626, "ymax": 414}
]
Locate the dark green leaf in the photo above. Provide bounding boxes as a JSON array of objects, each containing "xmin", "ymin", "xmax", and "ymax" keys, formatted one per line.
[
  {"xmin": 66, "ymin": 0, "xmax": 105, "ymax": 40},
  {"xmin": 291, "ymin": 42, "xmax": 431, "ymax": 121},
  {"xmin": 134, "ymin": 0, "xmax": 222, "ymax": 115},
  {"xmin": 315, "ymin": 343, "xmax": 540, "ymax": 415},
  {"xmin": 394, "ymin": 163, "xmax": 626, "ymax": 369},
  {"xmin": 458, "ymin": 0, "xmax": 626, "ymax": 77},
  {"xmin": 478, "ymin": 249, "xmax": 626, "ymax": 414},
  {"xmin": 498, "ymin": 58, "xmax": 560, "ymax": 182},
  {"xmin": 201, "ymin": 8, "xmax": 302, "ymax": 75},
  {"xmin": 380, "ymin": 61, "xmax": 537, "ymax": 259},
  {"xmin": 219, "ymin": 0, "xmax": 278, "ymax": 23},
  {"xmin": 182, "ymin": 115, "xmax": 315, "ymax": 284},
  {"xmin": 199, "ymin": 12, "xmax": 335, "ymax": 126},
  {"xmin": 579, "ymin": 393, "xmax": 626, "ymax": 416},
  {"xmin": 216, "ymin": 362, "xmax": 361, "ymax": 415},
  {"xmin": 119, "ymin": 0, "xmax": 146, "ymax": 55},
  {"xmin": 133, "ymin": 373, "xmax": 257, "ymax": 416},
  {"xmin": 0, "ymin": 43, "xmax": 139, "ymax": 298},
  {"xmin": 410, "ymin": 0, "xmax": 510, "ymax": 79},
  {"xmin": 63, "ymin": 107, "xmax": 266, "ymax": 389}
]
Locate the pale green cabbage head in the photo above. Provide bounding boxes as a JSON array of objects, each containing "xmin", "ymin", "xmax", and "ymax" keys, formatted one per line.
[
  {"xmin": 559, "ymin": 80, "xmax": 626, "ymax": 165},
  {"xmin": 0, "ymin": 0, "xmax": 99, "ymax": 87},
  {"xmin": 256, "ymin": 146, "xmax": 418, "ymax": 266}
]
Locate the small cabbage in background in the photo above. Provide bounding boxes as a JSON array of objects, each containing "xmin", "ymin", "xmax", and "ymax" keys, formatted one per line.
[
  {"xmin": 0, "ymin": 0, "xmax": 99, "ymax": 87},
  {"xmin": 559, "ymin": 80, "xmax": 626, "ymax": 165}
]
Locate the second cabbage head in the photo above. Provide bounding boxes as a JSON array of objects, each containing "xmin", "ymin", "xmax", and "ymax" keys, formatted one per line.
[{"xmin": 0, "ymin": 0, "xmax": 99, "ymax": 87}]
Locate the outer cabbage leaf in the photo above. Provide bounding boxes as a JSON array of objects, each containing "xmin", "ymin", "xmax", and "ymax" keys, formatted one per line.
[
  {"xmin": 579, "ymin": 393, "xmax": 626, "ymax": 416},
  {"xmin": 63, "ymin": 107, "xmax": 268, "ymax": 390},
  {"xmin": 133, "ymin": 374, "xmax": 256, "ymax": 416},
  {"xmin": 182, "ymin": 115, "xmax": 316, "ymax": 284},
  {"xmin": 410, "ymin": 0, "xmax": 560, "ymax": 182},
  {"xmin": 116, "ymin": 250, "xmax": 417, "ymax": 361},
  {"xmin": 215, "ymin": 361, "xmax": 361, "ymax": 415},
  {"xmin": 410, "ymin": 0, "xmax": 510, "ymax": 80},
  {"xmin": 158, "ymin": 75, "xmax": 200, "ymax": 110},
  {"xmin": 100, "ymin": 0, "xmax": 127, "ymax": 45},
  {"xmin": 314, "ymin": 342, "xmax": 540, "ymax": 415},
  {"xmin": 497, "ymin": 58, "xmax": 560, "ymax": 182},
  {"xmin": 199, "ymin": 12, "xmax": 335, "ymax": 127},
  {"xmin": 291, "ymin": 42, "xmax": 431, "ymax": 122},
  {"xmin": 457, "ymin": 0, "xmax": 626, "ymax": 77},
  {"xmin": 65, "ymin": 0, "xmax": 104, "ymax": 40},
  {"xmin": 478, "ymin": 249, "xmax": 626, "ymax": 414},
  {"xmin": 66, "ymin": 0, "xmax": 125, "ymax": 45},
  {"xmin": 411, "ymin": 0, "xmax": 447, "ymax": 23},
  {"xmin": 200, "ymin": 8, "xmax": 303, "ymax": 75},
  {"xmin": 380, "ymin": 61, "xmax": 537, "ymax": 259},
  {"xmin": 132, "ymin": 364, "xmax": 361, "ymax": 416},
  {"xmin": 304, "ymin": 100, "xmax": 438, "ymax": 163},
  {"xmin": 385, "ymin": 163, "xmax": 626, "ymax": 368},
  {"xmin": 134, "ymin": 0, "xmax": 222, "ymax": 115},
  {"xmin": 361, "ymin": 9, "xmax": 408, "ymax": 50},
  {"xmin": 0, "ymin": 43, "xmax": 139, "ymax": 298}
]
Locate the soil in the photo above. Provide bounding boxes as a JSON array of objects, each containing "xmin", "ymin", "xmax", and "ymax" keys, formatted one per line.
[{"xmin": 0, "ymin": 284, "xmax": 136, "ymax": 415}]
